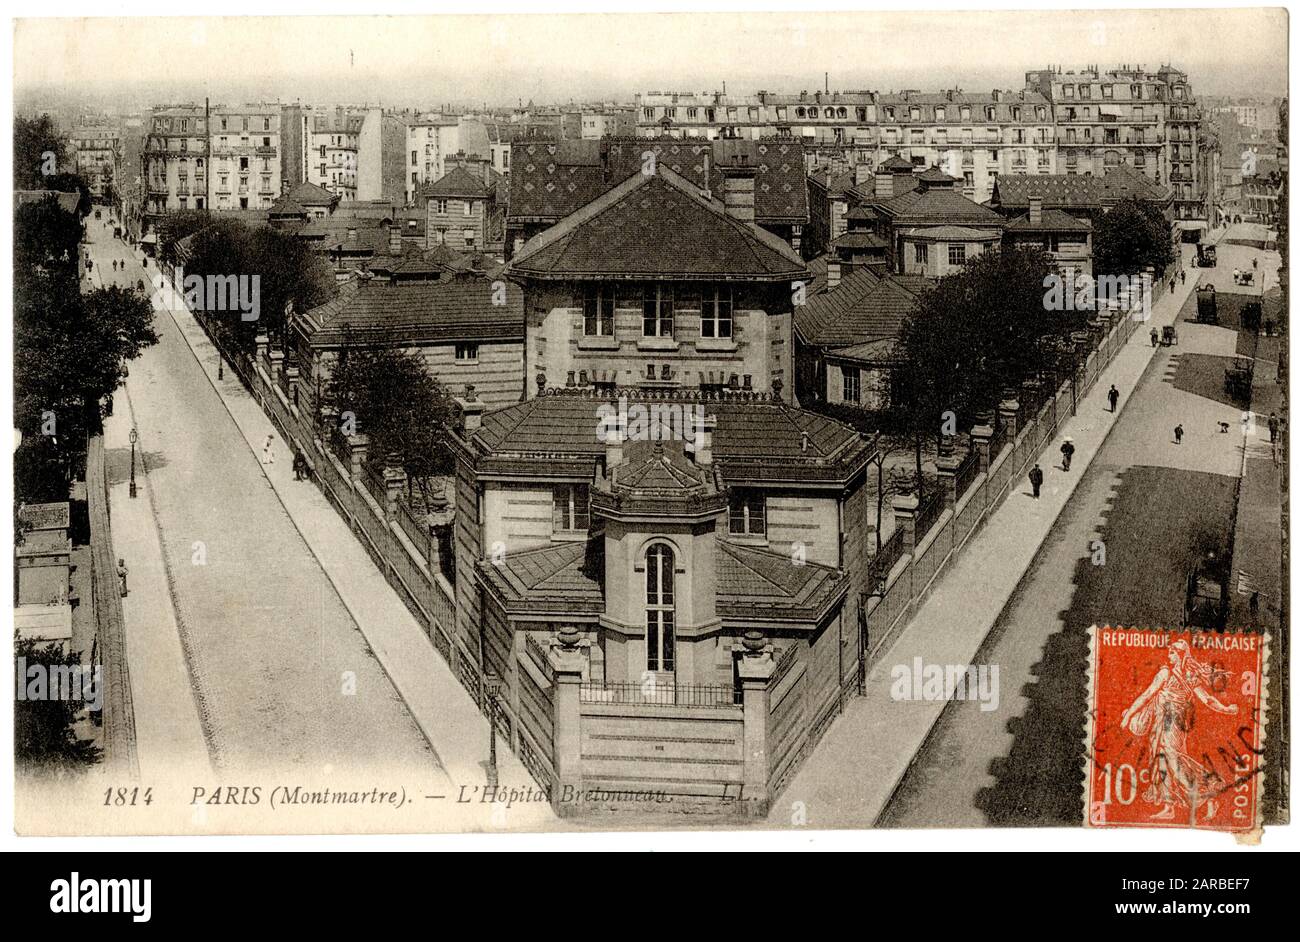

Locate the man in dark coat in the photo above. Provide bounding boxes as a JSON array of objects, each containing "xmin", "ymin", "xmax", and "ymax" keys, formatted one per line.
[
  {"xmin": 1028, "ymin": 463, "xmax": 1044, "ymax": 499},
  {"xmin": 1108, "ymin": 384, "xmax": 1119, "ymax": 413},
  {"xmin": 1061, "ymin": 437, "xmax": 1076, "ymax": 471}
]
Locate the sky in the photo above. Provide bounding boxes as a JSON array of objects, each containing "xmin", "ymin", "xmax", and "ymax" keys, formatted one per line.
[{"xmin": 11, "ymin": 7, "xmax": 1291, "ymax": 112}]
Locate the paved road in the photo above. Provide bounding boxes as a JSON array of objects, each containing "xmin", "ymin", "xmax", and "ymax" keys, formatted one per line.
[
  {"xmin": 880, "ymin": 254, "xmax": 1249, "ymax": 827},
  {"xmin": 83, "ymin": 218, "xmax": 438, "ymax": 781}
]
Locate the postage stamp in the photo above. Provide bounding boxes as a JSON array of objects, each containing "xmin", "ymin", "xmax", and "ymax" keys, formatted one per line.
[{"xmin": 1084, "ymin": 625, "xmax": 1269, "ymax": 832}]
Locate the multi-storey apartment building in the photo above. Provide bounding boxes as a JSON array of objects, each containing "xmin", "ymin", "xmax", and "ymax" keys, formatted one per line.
[
  {"xmin": 69, "ymin": 125, "xmax": 122, "ymax": 199},
  {"xmin": 638, "ymin": 66, "xmax": 1211, "ymax": 222},
  {"xmin": 307, "ymin": 107, "xmax": 363, "ymax": 200},
  {"xmin": 1024, "ymin": 65, "xmax": 1206, "ymax": 223},
  {"xmin": 404, "ymin": 114, "xmax": 492, "ymax": 204},
  {"xmin": 635, "ymin": 88, "xmax": 1056, "ymax": 204},
  {"xmin": 210, "ymin": 106, "xmax": 282, "ymax": 212},
  {"xmin": 142, "ymin": 104, "xmax": 282, "ymax": 233},
  {"xmin": 141, "ymin": 105, "xmax": 210, "ymax": 230}
]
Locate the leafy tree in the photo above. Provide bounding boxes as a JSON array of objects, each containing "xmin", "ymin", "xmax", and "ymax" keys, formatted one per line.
[
  {"xmin": 13, "ymin": 114, "xmax": 65, "ymax": 189},
  {"xmin": 892, "ymin": 246, "xmax": 1077, "ymax": 489},
  {"xmin": 175, "ymin": 219, "xmax": 334, "ymax": 353},
  {"xmin": 155, "ymin": 210, "xmax": 215, "ymax": 268},
  {"xmin": 14, "ymin": 635, "xmax": 103, "ymax": 771},
  {"xmin": 14, "ymin": 194, "xmax": 83, "ymax": 272},
  {"xmin": 1094, "ymin": 198, "xmax": 1175, "ymax": 276},
  {"xmin": 330, "ymin": 346, "xmax": 458, "ymax": 506},
  {"xmin": 13, "ymin": 269, "xmax": 157, "ymax": 502},
  {"xmin": 42, "ymin": 173, "xmax": 93, "ymax": 217}
]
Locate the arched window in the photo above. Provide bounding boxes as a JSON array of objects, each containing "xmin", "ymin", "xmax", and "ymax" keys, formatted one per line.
[{"xmin": 646, "ymin": 544, "xmax": 676, "ymax": 673}]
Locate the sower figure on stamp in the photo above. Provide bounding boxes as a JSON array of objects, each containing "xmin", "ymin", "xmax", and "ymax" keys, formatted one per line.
[{"xmin": 1120, "ymin": 640, "xmax": 1238, "ymax": 822}]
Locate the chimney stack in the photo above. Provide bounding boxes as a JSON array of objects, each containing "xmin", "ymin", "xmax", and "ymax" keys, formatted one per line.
[
  {"xmin": 854, "ymin": 161, "xmax": 872, "ymax": 186},
  {"xmin": 875, "ymin": 169, "xmax": 894, "ymax": 199},
  {"xmin": 720, "ymin": 158, "xmax": 756, "ymax": 224},
  {"xmin": 827, "ymin": 258, "xmax": 842, "ymax": 291},
  {"xmin": 457, "ymin": 385, "xmax": 485, "ymax": 432},
  {"xmin": 1029, "ymin": 195, "xmax": 1043, "ymax": 226},
  {"xmin": 388, "ymin": 219, "xmax": 402, "ymax": 256},
  {"xmin": 604, "ymin": 424, "xmax": 625, "ymax": 472},
  {"xmin": 692, "ymin": 415, "xmax": 716, "ymax": 467}
]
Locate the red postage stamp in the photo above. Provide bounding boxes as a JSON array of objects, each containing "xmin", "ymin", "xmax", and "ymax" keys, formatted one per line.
[{"xmin": 1084, "ymin": 625, "xmax": 1269, "ymax": 831}]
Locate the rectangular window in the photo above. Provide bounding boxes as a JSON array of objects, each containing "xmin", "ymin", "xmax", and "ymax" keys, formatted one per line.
[
  {"xmin": 728, "ymin": 491, "xmax": 767, "ymax": 535},
  {"xmin": 455, "ymin": 342, "xmax": 478, "ymax": 361},
  {"xmin": 914, "ymin": 242, "xmax": 929, "ymax": 265},
  {"xmin": 842, "ymin": 366, "xmax": 861, "ymax": 403},
  {"xmin": 553, "ymin": 484, "xmax": 590, "ymax": 532},
  {"xmin": 642, "ymin": 284, "xmax": 674, "ymax": 338},
  {"xmin": 583, "ymin": 286, "xmax": 615, "ymax": 336},
  {"xmin": 700, "ymin": 286, "xmax": 733, "ymax": 339},
  {"xmin": 948, "ymin": 244, "xmax": 967, "ymax": 266}
]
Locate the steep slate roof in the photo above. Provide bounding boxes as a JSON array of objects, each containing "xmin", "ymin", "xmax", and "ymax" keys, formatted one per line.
[
  {"xmin": 1004, "ymin": 208, "xmax": 1093, "ymax": 232},
  {"xmin": 269, "ymin": 195, "xmax": 307, "ymax": 217},
  {"xmin": 477, "ymin": 537, "xmax": 845, "ymax": 624},
  {"xmin": 872, "ymin": 183, "xmax": 1006, "ymax": 227},
  {"xmin": 716, "ymin": 542, "xmax": 846, "ymax": 623},
  {"xmin": 477, "ymin": 540, "xmax": 606, "ymax": 615},
  {"xmin": 468, "ymin": 391, "xmax": 872, "ymax": 485},
  {"xmin": 915, "ymin": 167, "xmax": 960, "ymax": 184},
  {"xmin": 420, "ymin": 165, "xmax": 492, "ymax": 199},
  {"xmin": 508, "ymin": 137, "xmax": 808, "ymax": 224},
  {"xmin": 831, "ymin": 231, "xmax": 888, "ymax": 251},
  {"xmin": 992, "ymin": 167, "xmax": 1172, "ymax": 212},
  {"xmin": 297, "ymin": 273, "xmax": 524, "ymax": 346},
  {"xmin": 795, "ymin": 267, "xmax": 925, "ymax": 347},
  {"xmin": 283, "ymin": 180, "xmax": 342, "ymax": 208},
  {"xmin": 508, "ymin": 166, "xmax": 807, "ymax": 281},
  {"xmin": 879, "ymin": 154, "xmax": 916, "ymax": 172}
]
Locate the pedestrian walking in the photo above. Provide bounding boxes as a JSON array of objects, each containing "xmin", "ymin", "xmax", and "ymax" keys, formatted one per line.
[
  {"xmin": 1060, "ymin": 436, "xmax": 1075, "ymax": 471},
  {"xmin": 1028, "ymin": 463, "xmax": 1044, "ymax": 499},
  {"xmin": 1174, "ymin": 423, "xmax": 1184, "ymax": 445},
  {"xmin": 117, "ymin": 558, "xmax": 129, "ymax": 598},
  {"xmin": 1253, "ymin": 257, "xmax": 1259, "ymax": 270},
  {"xmin": 1180, "ymin": 270, "xmax": 1186, "ymax": 285},
  {"xmin": 292, "ymin": 450, "xmax": 306, "ymax": 480},
  {"xmin": 1268, "ymin": 411, "xmax": 1279, "ymax": 443},
  {"xmin": 262, "ymin": 434, "xmax": 275, "ymax": 465},
  {"xmin": 1150, "ymin": 327, "xmax": 1159, "ymax": 347},
  {"xmin": 1108, "ymin": 384, "xmax": 1119, "ymax": 413}
]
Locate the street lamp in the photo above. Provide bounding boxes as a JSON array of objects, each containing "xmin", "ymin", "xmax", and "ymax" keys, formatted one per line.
[
  {"xmin": 128, "ymin": 428, "xmax": 138, "ymax": 499},
  {"xmin": 483, "ymin": 671, "xmax": 503, "ymax": 789}
]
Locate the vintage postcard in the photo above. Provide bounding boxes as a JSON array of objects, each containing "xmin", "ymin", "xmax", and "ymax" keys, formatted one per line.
[{"xmin": 6, "ymin": 5, "xmax": 1291, "ymax": 845}]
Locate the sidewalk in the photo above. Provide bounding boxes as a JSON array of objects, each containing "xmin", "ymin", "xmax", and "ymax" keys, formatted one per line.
[
  {"xmin": 92, "ymin": 268, "xmax": 212, "ymax": 782},
  {"xmin": 768, "ymin": 267, "xmax": 1199, "ymax": 828},
  {"xmin": 151, "ymin": 267, "xmax": 557, "ymax": 829},
  {"xmin": 1228, "ymin": 333, "xmax": 1283, "ymax": 631}
]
